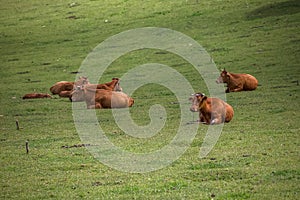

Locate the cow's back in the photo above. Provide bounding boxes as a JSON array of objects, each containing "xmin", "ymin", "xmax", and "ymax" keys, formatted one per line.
[
  {"xmin": 106, "ymin": 91, "xmax": 133, "ymax": 108},
  {"xmin": 224, "ymin": 102, "xmax": 234, "ymax": 122},
  {"xmin": 243, "ymin": 74, "xmax": 258, "ymax": 91},
  {"xmin": 50, "ymin": 81, "xmax": 74, "ymax": 94},
  {"xmin": 202, "ymin": 97, "xmax": 233, "ymax": 124},
  {"xmin": 86, "ymin": 89, "xmax": 133, "ymax": 109},
  {"xmin": 111, "ymin": 92, "xmax": 129, "ymax": 108}
]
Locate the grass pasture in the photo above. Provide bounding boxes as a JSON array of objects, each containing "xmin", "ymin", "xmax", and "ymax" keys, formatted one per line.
[{"xmin": 1, "ymin": 0, "xmax": 300, "ymax": 199}]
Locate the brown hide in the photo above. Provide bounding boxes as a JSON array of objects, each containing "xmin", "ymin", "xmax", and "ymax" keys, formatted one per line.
[
  {"xmin": 72, "ymin": 86, "xmax": 134, "ymax": 109},
  {"xmin": 224, "ymin": 103, "xmax": 234, "ymax": 123},
  {"xmin": 23, "ymin": 93, "xmax": 52, "ymax": 99},
  {"xmin": 189, "ymin": 93, "xmax": 234, "ymax": 125},
  {"xmin": 216, "ymin": 69, "xmax": 258, "ymax": 93},
  {"xmin": 50, "ymin": 81, "xmax": 74, "ymax": 95},
  {"xmin": 59, "ymin": 90, "xmax": 72, "ymax": 98}
]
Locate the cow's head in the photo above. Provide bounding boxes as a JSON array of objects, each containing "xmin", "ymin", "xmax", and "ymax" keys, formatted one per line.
[
  {"xmin": 70, "ymin": 85, "xmax": 85, "ymax": 102},
  {"xmin": 189, "ymin": 92, "xmax": 206, "ymax": 112},
  {"xmin": 216, "ymin": 69, "xmax": 229, "ymax": 84},
  {"xmin": 112, "ymin": 78, "xmax": 123, "ymax": 92},
  {"xmin": 77, "ymin": 76, "xmax": 90, "ymax": 85},
  {"xmin": 69, "ymin": 77, "xmax": 90, "ymax": 102}
]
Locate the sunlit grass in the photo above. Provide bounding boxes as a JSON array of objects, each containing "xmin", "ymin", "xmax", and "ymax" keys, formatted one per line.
[{"xmin": 1, "ymin": 0, "xmax": 299, "ymax": 199}]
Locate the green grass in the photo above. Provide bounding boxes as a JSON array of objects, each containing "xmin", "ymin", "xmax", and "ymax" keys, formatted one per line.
[{"xmin": 1, "ymin": 0, "xmax": 300, "ymax": 199}]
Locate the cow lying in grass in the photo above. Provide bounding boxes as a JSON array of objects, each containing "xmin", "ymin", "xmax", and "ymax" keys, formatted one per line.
[
  {"xmin": 216, "ymin": 69, "xmax": 258, "ymax": 93},
  {"xmin": 22, "ymin": 93, "xmax": 52, "ymax": 99},
  {"xmin": 50, "ymin": 77, "xmax": 122, "ymax": 99},
  {"xmin": 71, "ymin": 85, "xmax": 134, "ymax": 109},
  {"xmin": 92, "ymin": 77, "xmax": 122, "ymax": 91},
  {"xmin": 70, "ymin": 78, "xmax": 122, "ymax": 102},
  {"xmin": 189, "ymin": 93, "xmax": 234, "ymax": 125},
  {"xmin": 50, "ymin": 76, "xmax": 89, "ymax": 97}
]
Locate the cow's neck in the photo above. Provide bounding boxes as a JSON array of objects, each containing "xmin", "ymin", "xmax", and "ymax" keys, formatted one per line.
[{"xmin": 106, "ymin": 80, "xmax": 118, "ymax": 88}]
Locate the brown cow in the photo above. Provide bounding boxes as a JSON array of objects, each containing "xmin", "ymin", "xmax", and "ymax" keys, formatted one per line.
[
  {"xmin": 23, "ymin": 93, "xmax": 52, "ymax": 99},
  {"xmin": 71, "ymin": 85, "xmax": 134, "ymax": 109},
  {"xmin": 216, "ymin": 69, "xmax": 258, "ymax": 93},
  {"xmin": 50, "ymin": 76, "xmax": 89, "ymax": 96},
  {"xmin": 70, "ymin": 78, "xmax": 122, "ymax": 102},
  {"xmin": 189, "ymin": 93, "xmax": 234, "ymax": 125},
  {"xmin": 93, "ymin": 78, "xmax": 122, "ymax": 91}
]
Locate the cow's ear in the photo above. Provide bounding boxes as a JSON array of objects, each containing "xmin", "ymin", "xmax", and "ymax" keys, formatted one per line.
[
  {"xmin": 196, "ymin": 94, "xmax": 204, "ymax": 101},
  {"xmin": 226, "ymin": 73, "xmax": 231, "ymax": 79},
  {"xmin": 198, "ymin": 96, "xmax": 207, "ymax": 109},
  {"xmin": 200, "ymin": 96, "xmax": 208, "ymax": 105}
]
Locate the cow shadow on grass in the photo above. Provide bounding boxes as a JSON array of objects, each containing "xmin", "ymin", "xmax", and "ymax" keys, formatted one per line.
[{"xmin": 246, "ymin": 0, "xmax": 300, "ymax": 20}]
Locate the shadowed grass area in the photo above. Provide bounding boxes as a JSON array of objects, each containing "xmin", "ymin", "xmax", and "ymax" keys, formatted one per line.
[
  {"xmin": 246, "ymin": 0, "xmax": 300, "ymax": 19},
  {"xmin": 1, "ymin": 0, "xmax": 299, "ymax": 199}
]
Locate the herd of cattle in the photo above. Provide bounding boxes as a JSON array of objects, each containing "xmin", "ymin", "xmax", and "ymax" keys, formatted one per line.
[
  {"xmin": 22, "ymin": 69, "xmax": 258, "ymax": 125},
  {"xmin": 49, "ymin": 77, "xmax": 135, "ymax": 109}
]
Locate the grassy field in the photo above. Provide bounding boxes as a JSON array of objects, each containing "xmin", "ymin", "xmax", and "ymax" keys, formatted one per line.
[{"xmin": 1, "ymin": 0, "xmax": 299, "ymax": 199}]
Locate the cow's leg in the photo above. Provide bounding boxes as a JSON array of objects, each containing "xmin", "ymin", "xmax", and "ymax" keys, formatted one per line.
[
  {"xmin": 95, "ymin": 103, "xmax": 102, "ymax": 109},
  {"xmin": 201, "ymin": 113, "xmax": 211, "ymax": 125},
  {"xmin": 200, "ymin": 115, "xmax": 205, "ymax": 123},
  {"xmin": 233, "ymin": 87, "xmax": 244, "ymax": 92},
  {"xmin": 87, "ymin": 102, "xmax": 102, "ymax": 109},
  {"xmin": 231, "ymin": 83, "xmax": 244, "ymax": 92},
  {"xmin": 210, "ymin": 113, "xmax": 222, "ymax": 125},
  {"xmin": 211, "ymin": 118, "xmax": 222, "ymax": 125},
  {"xmin": 198, "ymin": 113, "xmax": 205, "ymax": 123}
]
